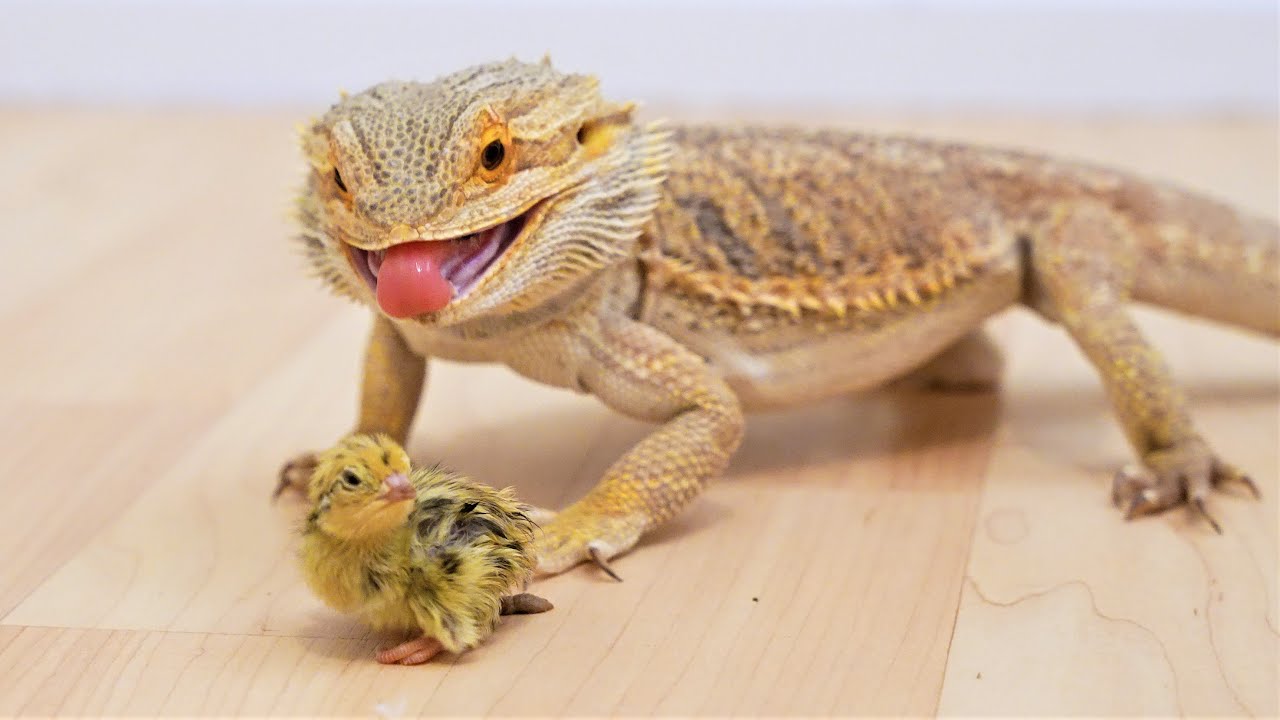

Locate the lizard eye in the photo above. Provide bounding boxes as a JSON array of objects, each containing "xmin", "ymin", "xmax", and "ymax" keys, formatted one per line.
[
  {"xmin": 332, "ymin": 167, "xmax": 348, "ymax": 193},
  {"xmin": 480, "ymin": 139, "xmax": 505, "ymax": 171},
  {"xmin": 476, "ymin": 120, "xmax": 513, "ymax": 182},
  {"xmin": 340, "ymin": 470, "xmax": 361, "ymax": 488}
]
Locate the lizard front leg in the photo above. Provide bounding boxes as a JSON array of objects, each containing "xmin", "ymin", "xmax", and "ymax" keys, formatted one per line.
[
  {"xmin": 276, "ymin": 314, "xmax": 426, "ymax": 497},
  {"xmin": 535, "ymin": 319, "xmax": 744, "ymax": 578},
  {"xmin": 1024, "ymin": 203, "xmax": 1258, "ymax": 529}
]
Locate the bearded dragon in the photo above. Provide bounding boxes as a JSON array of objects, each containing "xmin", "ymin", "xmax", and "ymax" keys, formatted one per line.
[{"xmin": 280, "ymin": 58, "xmax": 1277, "ymax": 578}]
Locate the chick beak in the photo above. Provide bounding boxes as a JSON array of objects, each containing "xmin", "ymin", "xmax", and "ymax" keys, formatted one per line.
[{"xmin": 377, "ymin": 473, "xmax": 415, "ymax": 503}]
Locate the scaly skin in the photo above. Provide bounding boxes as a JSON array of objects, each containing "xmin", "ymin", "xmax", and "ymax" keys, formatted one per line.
[{"xmin": 284, "ymin": 58, "xmax": 1278, "ymax": 576}]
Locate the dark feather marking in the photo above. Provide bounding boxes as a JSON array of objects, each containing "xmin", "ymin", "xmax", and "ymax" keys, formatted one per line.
[
  {"xmin": 413, "ymin": 497, "xmax": 454, "ymax": 540},
  {"xmin": 447, "ymin": 514, "xmax": 505, "ymax": 545},
  {"xmin": 441, "ymin": 615, "xmax": 460, "ymax": 648},
  {"xmin": 416, "ymin": 497, "xmax": 454, "ymax": 515},
  {"xmin": 439, "ymin": 551, "xmax": 461, "ymax": 575},
  {"xmin": 416, "ymin": 515, "xmax": 443, "ymax": 540},
  {"xmin": 409, "ymin": 566, "xmax": 437, "ymax": 603},
  {"xmin": 364, "ymin": 569, "xmax": 383, "ymax": 596}
]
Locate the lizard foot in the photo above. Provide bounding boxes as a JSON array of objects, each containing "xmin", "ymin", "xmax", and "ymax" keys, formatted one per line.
[
  {"xmin": 273, "ymin": 451, "xmax": 319, "ymax": 500},
  {"xmin": 375, "ymin": 635, "xmax": 443, "ymax": 665},
  {"xmin": 533, "ymin": 505, "xmax": 644, "ymax": 581},
  {"xmin": 1111, "ymin": 438, "xmax": 1260, "ymax": 533}
]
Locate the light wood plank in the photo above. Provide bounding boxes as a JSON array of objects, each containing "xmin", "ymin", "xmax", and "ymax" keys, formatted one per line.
[
  {"xmin": 938, "ymin": 310, "xmax": 1279, "ymax": 716},
  {"xmin": 0, "ymin": 402, "xmax": 220, "ymax": 617},
  {"xmin": 0, "ymin": 111, "xmax": 334, "ymax": 405}
]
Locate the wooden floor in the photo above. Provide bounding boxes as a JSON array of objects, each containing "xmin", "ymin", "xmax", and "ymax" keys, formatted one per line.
[{"xmin": 0, "ymin": 109, "xmax": 1275, "ymax": 717}]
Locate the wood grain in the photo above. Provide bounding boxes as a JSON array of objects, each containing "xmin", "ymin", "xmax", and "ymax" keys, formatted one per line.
[
  {"xmin": 0, "ymin": 109, "xmax": 1275, "ymax": 716},
  {"xmin": 937, "ymin": 309, "xmax": 1279, "ymax": 716}
]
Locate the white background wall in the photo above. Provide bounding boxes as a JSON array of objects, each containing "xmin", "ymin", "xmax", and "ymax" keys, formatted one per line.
[{"xmin": 2, "ymin": 0, "xmax": 1276, "ymax": 113}]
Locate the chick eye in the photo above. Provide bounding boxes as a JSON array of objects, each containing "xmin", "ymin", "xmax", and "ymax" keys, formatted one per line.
[
  {"xmin": 481, "ymin": 139, "xmax": 505, "ymax": 170},
  {"xmin": 341, "ymin": 470, "xmax": 360, "ymax": 488},
  {"xmin": 332, "ymin": 167, "xmax": 348, "ymax": 193}
]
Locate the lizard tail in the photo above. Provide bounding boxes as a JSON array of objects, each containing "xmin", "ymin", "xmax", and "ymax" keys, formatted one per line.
[{"xmin": 1122, "ymin": 185, "xmax": 1279, "ymax": 338}]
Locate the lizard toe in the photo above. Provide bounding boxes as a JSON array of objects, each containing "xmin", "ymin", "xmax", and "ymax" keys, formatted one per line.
[
  {"xmin": 533, "ymin": 505, "xmax": 644, "ymax": 580},
  {"xmin": 274, "ymin": 451, "xmax": 319, "ymax": 500},
  {"xmin": 1111, "ymin": 438, "xmax": 1253, "ymax": 533}
]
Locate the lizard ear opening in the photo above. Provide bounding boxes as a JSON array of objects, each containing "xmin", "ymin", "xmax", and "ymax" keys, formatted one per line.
[
  {"xmin": 576, "ymin": 101, "xmax": 637, "ymax": 159},
  {"xmin": 576, "ymin": 119, "xmax": 622, "ymax": 158}
]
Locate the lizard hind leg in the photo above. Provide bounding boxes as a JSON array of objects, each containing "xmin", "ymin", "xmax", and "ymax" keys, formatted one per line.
[{"xmin": 1021, "ymin": 202, "xmax": 1260, "ymax": 531}]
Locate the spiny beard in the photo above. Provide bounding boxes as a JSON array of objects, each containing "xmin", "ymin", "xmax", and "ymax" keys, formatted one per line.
[{"xmin": 295, "ymin": 181, "xmax": 366, "ymax": 304}]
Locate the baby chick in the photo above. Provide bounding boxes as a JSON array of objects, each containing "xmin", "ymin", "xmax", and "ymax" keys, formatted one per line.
[{"xmin": 299, "ymin": 434, "xmax": 551, "ymax": 665}]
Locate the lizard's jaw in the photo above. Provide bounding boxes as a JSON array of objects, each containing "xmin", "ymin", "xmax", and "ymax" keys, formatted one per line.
[{"xmin": 345, "ymin": 211, "xmax": 527, "ymax": 318}]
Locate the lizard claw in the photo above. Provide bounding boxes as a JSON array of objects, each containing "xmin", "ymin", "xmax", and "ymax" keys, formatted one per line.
[
  {"xmin": 588, "ymin": 544, "xmax": 624, "ymax": 582},
  {"xmin": 1110, "ymin": 439, "xmax": 1257, "ymax": 532},
  {"xmin": 1121, "ymin": 491, "xmax": 1147, "ymax": 522},
  {"xmin": 1212, "ymin": 458, "xmax": 1261, "ymax": 499},
  {"xmin": 1189, "ymin": 496, "xmax": 1223, "ymax": 535}
]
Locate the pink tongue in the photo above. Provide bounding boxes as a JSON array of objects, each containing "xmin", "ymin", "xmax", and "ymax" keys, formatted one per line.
[{"xmin": 375, "ymin": 241, "xmax": 455, "ymax": 318}]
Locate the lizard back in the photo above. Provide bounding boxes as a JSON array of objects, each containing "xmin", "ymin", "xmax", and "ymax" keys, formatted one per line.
[{"xmin": 640, "ymin": 126, "xmax": 1019, "ymax": 329}]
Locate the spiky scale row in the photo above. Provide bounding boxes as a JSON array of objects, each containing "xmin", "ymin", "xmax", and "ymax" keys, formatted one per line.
[{"xmin": 648, "ymin": 250, "xmax": 978, "ymax": 320}]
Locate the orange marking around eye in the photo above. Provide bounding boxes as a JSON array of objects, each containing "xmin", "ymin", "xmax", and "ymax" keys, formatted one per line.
[{"xmin": 476, "ymin": 111, "xmax": 515, "ymax": 184}]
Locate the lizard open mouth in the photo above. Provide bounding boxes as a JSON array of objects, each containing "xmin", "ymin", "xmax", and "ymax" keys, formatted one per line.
[{"xmin": 346, "ymin": 211, "xmax": 529, "ymax": 318}]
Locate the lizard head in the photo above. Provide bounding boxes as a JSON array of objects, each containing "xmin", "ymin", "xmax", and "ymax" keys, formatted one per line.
[{"xmin": 296, "ymin": 57, "xmax": 671, "ymax": 324}]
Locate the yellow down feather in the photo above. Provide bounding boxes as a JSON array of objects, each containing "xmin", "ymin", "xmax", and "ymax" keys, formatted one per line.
[{"xmin": 298, "ymin": 434, "xmax": 542, "ymax": 655}]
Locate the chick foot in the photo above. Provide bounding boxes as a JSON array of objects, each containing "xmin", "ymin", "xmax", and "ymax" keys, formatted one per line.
[
  {"xmin": 1111, "ymin": 438, "xmax": 1260, "ymax": 533},
  {"xmin": 533, "ymin": 504, "xmax": 645, "ymax": 581},
  {"xmin": 376, "ymin": 636, "xmax": 443, "ymax": 665},
  {"xmin": 273, "ymin": 451, "xmax": 319, "ymax": 500}
]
